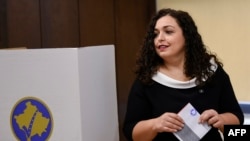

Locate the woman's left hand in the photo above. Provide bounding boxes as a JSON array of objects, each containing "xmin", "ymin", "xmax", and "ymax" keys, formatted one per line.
[{"xmin": 199, "ymin": 109, "xmax": 224, "ymax": 129}]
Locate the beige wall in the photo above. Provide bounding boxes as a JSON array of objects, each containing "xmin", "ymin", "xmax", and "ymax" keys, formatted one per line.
[{"xmin": 157, "ymin": 0, "xmax": 250, "ymax": 101}]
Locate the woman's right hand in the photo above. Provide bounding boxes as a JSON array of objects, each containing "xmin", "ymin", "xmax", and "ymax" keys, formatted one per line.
[{"xmin": 152, "ymin": 112, "xmax": 184, "ymax": 133}]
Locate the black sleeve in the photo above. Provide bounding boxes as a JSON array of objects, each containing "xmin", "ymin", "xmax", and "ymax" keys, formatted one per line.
[
  {"xmin": 122, "ymin": 79, "xmax": 152, "ymax": 141},
  {"xmin": 216, "ymin": 66, "xmax": 244, "ymax": 124}
]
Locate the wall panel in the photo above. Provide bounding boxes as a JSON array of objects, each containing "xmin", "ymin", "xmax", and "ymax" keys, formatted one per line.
[
  {"xmin": 7, "ymin": 0, "xmax": 41, "ymax": 48},
  {"xmin": 0, "ymin": 0, "xmax": 8, "ymax": 48},
  {"xmin": 40, "ymin": 0, "xmax": 80, "ymax": 48},
  {"xmin": 114, "ymin": 0, "xmax": 156, "ymax": 140},
  {"xmin": 79, "ymin": 0, "xmax": 115, "ymax": 46}
]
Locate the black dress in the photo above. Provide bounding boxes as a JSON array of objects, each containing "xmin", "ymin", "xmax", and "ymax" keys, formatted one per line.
[{"xmin": 123, "ymin": 65, "xmax": 244, "ymax": 141}]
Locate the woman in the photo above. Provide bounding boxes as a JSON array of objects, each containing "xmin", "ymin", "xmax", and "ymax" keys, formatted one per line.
[{"xmin": 123, "ymin": 8, "xmax": 244, "ymax": 141}]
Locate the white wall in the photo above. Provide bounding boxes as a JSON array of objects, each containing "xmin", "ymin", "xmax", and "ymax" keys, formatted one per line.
[{"xmin": 157, "ymin": 0, "xmax": 250, "ymax": 101}]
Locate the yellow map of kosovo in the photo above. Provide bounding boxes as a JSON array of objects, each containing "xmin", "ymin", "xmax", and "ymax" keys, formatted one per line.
[{"xmin": 14, "ymin": 101, "xmax": 50, "ymax": 141}]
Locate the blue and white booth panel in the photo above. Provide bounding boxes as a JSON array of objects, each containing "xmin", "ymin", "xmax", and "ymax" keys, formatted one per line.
[{"xmin": 239, "ymin": 101, "xmax": 250, "ymax": 125}]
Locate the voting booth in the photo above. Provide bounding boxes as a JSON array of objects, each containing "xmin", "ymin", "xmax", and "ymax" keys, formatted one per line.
[{"xmin": 0, "ymin": 45, "xmax": 119, "ymax": 141}]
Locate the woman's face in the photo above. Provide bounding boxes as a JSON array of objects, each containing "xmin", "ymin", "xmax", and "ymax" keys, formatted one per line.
[{"xmin": 154, "ymin": 15, "xmax": 185, "ymax": 62}]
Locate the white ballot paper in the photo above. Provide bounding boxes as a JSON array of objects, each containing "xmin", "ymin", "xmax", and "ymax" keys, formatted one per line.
[{"xmin": 174, "ymin": 103, "xmax": 211, "ymax": 141}]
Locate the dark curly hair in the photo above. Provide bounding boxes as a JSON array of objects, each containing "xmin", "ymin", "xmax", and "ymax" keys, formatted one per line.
[{"xmin": 135, "ymin": 8, "xmax": 222, "ymax": 86}]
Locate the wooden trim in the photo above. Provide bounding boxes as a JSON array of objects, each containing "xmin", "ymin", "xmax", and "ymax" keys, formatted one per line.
[{"xmin": 0, "ymin": 0, "xmax": 8, "ymax": 48}]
